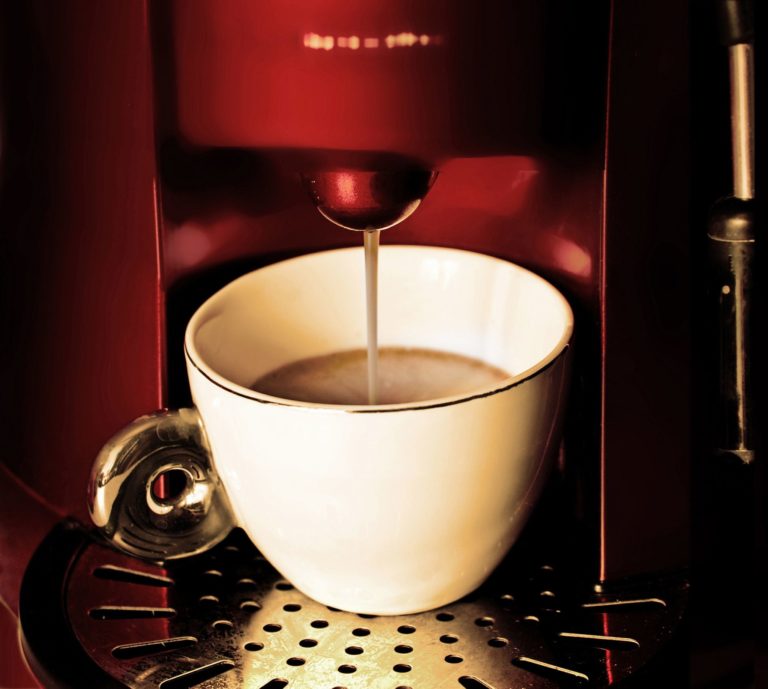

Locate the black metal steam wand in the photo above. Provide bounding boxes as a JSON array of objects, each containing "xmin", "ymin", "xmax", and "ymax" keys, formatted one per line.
[{"xmin": 708, "ymin": 0, "xmax": 756, "ymax": 463}]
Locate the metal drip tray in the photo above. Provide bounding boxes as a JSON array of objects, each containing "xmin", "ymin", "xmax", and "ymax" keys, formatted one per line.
[{"xmin": 20, "ymin": 521, "xmax": 686, "ymax": 688}]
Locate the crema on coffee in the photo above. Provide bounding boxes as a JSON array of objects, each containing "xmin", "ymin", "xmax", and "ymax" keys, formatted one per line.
[{"xmin": 251, "ymin": 346, "xmax": 511, "ymax": 406}]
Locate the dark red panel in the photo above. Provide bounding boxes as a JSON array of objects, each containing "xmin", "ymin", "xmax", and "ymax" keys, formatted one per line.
[
  {"xmin": 0, "ymin": 2, "xmax": 163, "ymax": 521},
  {"xmin": 0, "ymin": 602, "xmax": 40, "ymax": 687},
  {"xmin": 600, "ymin": 0, "xmax": 691, "ymax": 580},
  {"xmin": 0, "ymin": 460, "xmax": 60, "ymax": 615},
  {"xmin": 161, "ymin": 155, "xmax": 603, "ymax": 308},
  {"xmin": 168, "ymin": 0, "xmax": 544, "ymax": 161}
]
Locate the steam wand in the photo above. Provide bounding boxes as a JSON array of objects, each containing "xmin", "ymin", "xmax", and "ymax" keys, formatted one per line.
[{"xmin": 707, "ymin": 0, "xmax": 756, "ymax": 463}]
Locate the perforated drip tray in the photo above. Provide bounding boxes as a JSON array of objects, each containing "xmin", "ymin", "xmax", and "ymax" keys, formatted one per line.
[{"xmin": 20, "ymin": 521, "xmax": 686, "ymax": 689}]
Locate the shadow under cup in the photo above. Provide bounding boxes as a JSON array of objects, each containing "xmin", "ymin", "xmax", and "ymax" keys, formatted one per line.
[{"xmin": 185, "ymin": 246, "xmax": 573, "ymax": 615}]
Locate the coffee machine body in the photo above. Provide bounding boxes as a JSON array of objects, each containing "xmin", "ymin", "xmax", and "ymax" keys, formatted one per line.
[{"xmin": 0, "ymin": 0, "xmax": 689, "ymax": 677}]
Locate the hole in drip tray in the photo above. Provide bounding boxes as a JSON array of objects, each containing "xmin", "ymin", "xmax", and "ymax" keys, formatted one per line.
[
  {"xmin": 90, "ymin": 606, "xmax": 175, "ymax": 620},
  {"xmin": 397, "ymin": 625, "xmax": 416, "ymax": 634},
  {"xmin": 283, "ymin": 603, "xmax": 301, "ymax": 612},
  {"xmin": 158, "ymin": 660, "xmax": 235, "ymax": 689},
  {"xmin": 393, "ymin": 664, "xmax": 412, "ymax": 673},
  {"xmin": 488, "ymin": 637, "xmax": 508, "ymax": 648},
  {"xmin": 440, "ymin": 634, "xmax": 459, "ymax": 644},
  {"xmin": 259, "ymin": 681, "xmax": 288, "ymax": 689},
  {"xmin": 436, "ymin": 612, "xmax": 454, "ymax": 621},
  {"xmin": 352, "ymin": 627, "xmax": 370, "ymax": 637},
  {"xmin": 458, "ymin": 677, "xmax": 496, "ymax": 689},
  {"xmin": 212, "ymin": 620, "xmax": 233, "ymax": 630},
  {"xmin": 345, "ymin": 646, "xmax": 364, "ymax": 655},
  {"xmin": 112, "ymin": 636, "xmax": 197, "ymax": 660},
  {"xmin": 338, "ymin": 664, "xmax": 357, "ymax": 674},
  {"xmin": 275, "ymin": 581, "xmax": 294, "ymax": 591},
  {"xmin": 93, "ymin": 565, "xmax": 174, "ymax": 587},
  {"xmin": 286, "ymin": 658, "xmax": 305, "ymax": 666},
  {"xmin": 311, "ymin": 620, "xmax": 329, "ymax": 629},
  {"xmin": 240, "ymin": 600, "xmax": 261, "ymax": 611},
  {"xmin": 581, "ymin": 597, "xmax": 667, "ymax": 611},
  {"xmin": 395, "ymin": 644, "xmax": 413, "ymax": 653},
  {"xmin": 299, "ymin": 639, "xmax": 318, "ymax": 648},
  {"xmin": 512, "ymin": 657, "xmax": 589, "ymax": 682},
  {"xmin": 263, "ymin": 624, "xmax": 282, "ymax": 633},
  {"xmin": 245, "ymin": 642, "xmax": 264, "ymax": 652},
  {"xmin": 475, "ymin": 616, "xmax": 494, "ymax": 627},
  {"xmin": 445, "ymin": 655, "xmax": 464, "ymax": 664},
  {"xmin": 199, "ymin": 595, "xmax": 219, "ymax": 604},
  {"xmin": 558, "ymin": 632, "xmax": 640, "ymax": 649}
]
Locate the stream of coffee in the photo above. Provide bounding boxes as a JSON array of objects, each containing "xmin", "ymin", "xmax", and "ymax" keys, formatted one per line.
[
  {"xmin": 364, "ymin": 230, "xmax": 380, "ymax": 404},
  {"xmin": 300, "ymin": 162, "xmax": 438, "ymax": 405}
]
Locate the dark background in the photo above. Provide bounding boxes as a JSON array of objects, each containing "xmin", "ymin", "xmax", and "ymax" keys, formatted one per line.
[{"xmin": 690, "ymin": 1, "xmax": 765, "ymax": 689}]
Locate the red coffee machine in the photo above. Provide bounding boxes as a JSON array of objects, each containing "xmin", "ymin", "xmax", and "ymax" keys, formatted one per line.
[{"xmin": 0, "ymin": 0, "xmax": 699, "ymax": 686}]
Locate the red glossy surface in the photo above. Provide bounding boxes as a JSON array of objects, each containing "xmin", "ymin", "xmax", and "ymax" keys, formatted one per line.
[
  {"xmin": 0, "ymin": 461, "xmax": 51, "ymax": 687},
  {"xmin": 0, "ymin": 603, "xmax": 39, "ymax": 688},
  {"xmin": 169, "ymin": 0, "xmax": 543, "ymax": 159},
  {"xmin": 0, "ymin": 464, "xmax": 60, "ymax": 613},
  {"xmin": 599, "ymin": 0, "xmax": 690, "ymax": 580},
  {"xmin": 162, "ymin": 155, "xmax": 602, "ymax": 306},
  {"xmin": 0, "ymin": 2, "xmax": 162, "ymax": 523}
]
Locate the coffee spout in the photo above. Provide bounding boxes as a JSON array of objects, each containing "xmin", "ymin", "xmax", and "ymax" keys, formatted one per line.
[{"xmin": 301, "ymin": 163, "xmax": 438, "ymax": 232}]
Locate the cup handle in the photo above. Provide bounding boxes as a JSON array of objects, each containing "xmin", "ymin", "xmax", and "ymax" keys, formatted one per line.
[{"xmin": 88, "ymin": 408, "xmax": 235, "ymax": 560}]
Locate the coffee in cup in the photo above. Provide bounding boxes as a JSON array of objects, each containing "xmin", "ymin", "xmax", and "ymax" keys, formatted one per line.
[{"xmin": 251, "ymin": 346, "xmax": 511, "ymax": 406}]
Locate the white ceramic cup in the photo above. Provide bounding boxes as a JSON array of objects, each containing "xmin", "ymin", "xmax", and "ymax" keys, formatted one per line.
[{"xmin": 90, "ymin": 245, "xmax": 573, "ymax": 615}]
